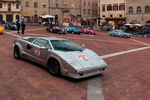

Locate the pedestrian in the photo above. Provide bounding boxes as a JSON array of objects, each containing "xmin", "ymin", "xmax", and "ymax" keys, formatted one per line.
[
  {"xmin": 21, "ymin": 21, "xmax": 26, "ymax": 34},
  {"xmin": 16, "ymin": 20, "xmax": 20, "ymax": 34},
  {"xmin": 1, "ymin": 20, "xmax": 5, "ymax": 27}
]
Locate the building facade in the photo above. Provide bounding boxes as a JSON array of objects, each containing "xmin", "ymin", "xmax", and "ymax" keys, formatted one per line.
[
  {"xmin": 21, "ymin": 0, "xmax": 49, "ymax": 23},
  {"xmin": 49, "ymin": 0, "xmax": 81, "ymax": 26},
  {"xmin": 21, "ymin": 0, "xmax": 81, "ymax": 26},
  {"xmin": 81, "ymin": 0, "xmax": 98, "ymax": 25},
  {"xmin": 126, "ymin": 0, "xmax": 150, "ymax": 25},
  {"xmin": 0, "ymin": 0, "xmax": 21, "ymax": 23},
  {"xmin": 99, "ymin": 0, "xmax": 125, "ymax": 27}
]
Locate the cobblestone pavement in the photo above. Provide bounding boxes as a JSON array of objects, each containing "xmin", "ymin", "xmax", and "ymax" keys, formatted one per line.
[{"xmin": 1, "ymin": 25, "xmax": 150, "ymax": 100}]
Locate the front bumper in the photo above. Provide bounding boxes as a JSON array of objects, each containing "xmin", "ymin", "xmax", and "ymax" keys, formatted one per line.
[{"xmin": 64, "ymin": 67, "xmax": 106, "ymax": 79}]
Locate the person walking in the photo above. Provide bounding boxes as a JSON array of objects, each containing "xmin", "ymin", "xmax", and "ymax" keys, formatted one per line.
[
  {"xmin": 16, "ymin": 20, "xmax": 20, "ymax": 34},
  {"xmin": 21, "ymin": 21, "xmax": 26, "ymax": 34}
]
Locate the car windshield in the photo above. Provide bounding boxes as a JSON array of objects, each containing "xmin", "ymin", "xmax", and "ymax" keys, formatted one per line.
[
  {"xmin": 116, "ymin": 30, "xmax": 124, "ymax": 32},
  {"xmin": 51, "ymin": 40, "xmax": 85, "ymax": 52},
  {"xmin": 9, "ymin": 23, "xmax": 16, "ymax": 25}
]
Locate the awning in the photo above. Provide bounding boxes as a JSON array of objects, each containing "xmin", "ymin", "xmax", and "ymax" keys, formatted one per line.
[
  {"xmin": 130, "ymin": 20, "xmax": 141, "ymax": 24},
  {"xmin": 41, "ymin": 15, "xmax": 54, "ymax": 18},
  {"xmin": 105, "ymin": 17, "xmax": 126, "ymax": 20},
  {"xmin": 124, "ymin": 23, "xmax": 132, "ymax": 26}
]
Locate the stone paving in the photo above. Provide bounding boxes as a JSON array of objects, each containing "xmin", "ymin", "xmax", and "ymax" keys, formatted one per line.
[{"xmin": 1, "ymin": 25, "xmax": 150, "ymax": 100}]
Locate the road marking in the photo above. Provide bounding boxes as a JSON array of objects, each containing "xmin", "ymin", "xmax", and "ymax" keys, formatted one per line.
[
  {"xmin": 101, "ymin": 46, "xmax": 150, "ymax": 59},
  {"xmin": 26, "ymin": 33, "xmax": 147, "ymax": 46},
  {"xmin": 5, "ymin": 31, "xmax": 150, "ymax": 100},
  {"xmin": 5, "ymin": 32, "xmax": 22, "ymax": 38},
  {"xmin": 87, "ymin": 77, "xmax": 104, "ymax": 100},
  {"xmin": 130, "ymin": 39, "xmax": 150, "ymax": 46}
]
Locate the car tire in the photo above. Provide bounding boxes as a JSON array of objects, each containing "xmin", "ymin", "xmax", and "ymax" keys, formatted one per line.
[
  {"xmin": 124, "ymin": 35, "xmax": 127, "ymax": 38},
  {"xmin": 48, "ymin": 58, "xmax": 61, "ymax": 76},
  {"xmin": 46, "ymin": 29, "xmax": 50, "ymax": 32},
  {"xmin": 57, "ymin": 31, "xmax": 60, "ymax": 34},
  {"xmin": 14, "ymin": 46, "xmax": 21, "ymax": 59}
]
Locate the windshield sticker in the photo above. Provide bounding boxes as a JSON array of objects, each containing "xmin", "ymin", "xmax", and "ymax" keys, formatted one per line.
[
  {"xmin": 79, "ymin": 55, "xmax": 88, "ymax": 61},
  {"xmin": 35, "ymin": 48, "xmax": 40, "ymax": 56}
]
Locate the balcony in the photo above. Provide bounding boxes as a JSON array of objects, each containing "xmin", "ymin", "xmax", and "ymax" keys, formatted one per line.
[{"xmin": 62, "ymin": 8, "xmax": 70, "ymax": 13}]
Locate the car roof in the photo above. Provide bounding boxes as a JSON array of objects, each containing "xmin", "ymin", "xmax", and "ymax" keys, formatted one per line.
[{"xmin": 24, "ymin": 37, "xmax": 67, "ymax": 41}]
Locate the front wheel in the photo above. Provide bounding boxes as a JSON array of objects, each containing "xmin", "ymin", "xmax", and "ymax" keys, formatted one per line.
[
  {"xmin": 48, "ymin": 59, "xmax": 61, "ymax": 76},
  {"xmin": 46, "ymin": 28, "xmax": 50, "ymax": 32},
  {"xmin": 14, "ymin": 46, "xmax": 21, "ymax": 59}
]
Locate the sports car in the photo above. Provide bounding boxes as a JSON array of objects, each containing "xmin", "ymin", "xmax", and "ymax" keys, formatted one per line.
[
  {"xmin": 66, "ymin": 27, "xmax": 82, "ymax": 35},
  {"xmin": 108, "ymin": 30, "xmax": 132, "ymax": 38},
  {"xmin": 82, "ymin": 28, "xmax": 96, "ymax": 35},
  {"xmin": 0, "ymin": 26, "xmax": 4, "ymax": 35},
  {"xmin": 13, "ymin": 37, "xmax": 107, "ymax": 79}
]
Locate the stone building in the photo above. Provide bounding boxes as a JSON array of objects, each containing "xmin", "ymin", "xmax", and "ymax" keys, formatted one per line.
[
  {"xmin": 99, "ymin": 0, "xmax": 125, "ymax": 27},
  {"xmin": 81, "ymin": 0, "xmax": 98, "ymax": 25},
  {"xmin": 21, "ymin": 0, "xmax": 81, "ymax": 25},
  {"xmin": 125, "ymin": 0, "xmax": 150, "ymax": 25},
  {"xmin": 21, "ymin": 0, "xmax": 49, "ymax": 23},
  {"xmin": 0, "ymin": 0, "xmax": 21, "ymax": 23},
  {"xmin": 49, "ymin": 0, "xmax": 81, "ymax": 26}
]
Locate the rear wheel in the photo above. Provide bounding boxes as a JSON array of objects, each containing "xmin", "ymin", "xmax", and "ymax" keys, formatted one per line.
[
  {"xmin": 124, "ymin": 35, "xmax": 128, "ymax": 38},
  {"xmin": 14, "ymin": 46, "xmax": 20, "ymax": 59},
  {"xmin": 48, "ymin": 58, "xmax": 61, "ymax": 76}
]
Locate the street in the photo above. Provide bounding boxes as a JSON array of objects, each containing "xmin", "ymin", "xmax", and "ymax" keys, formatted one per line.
[{"xmin": 1, "ymin": 25, "xmax": 150, "ymax": 100}]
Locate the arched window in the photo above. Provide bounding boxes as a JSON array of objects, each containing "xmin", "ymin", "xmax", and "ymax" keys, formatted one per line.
[
  {"xmin": 145, "ymin": 6, "xmax": 150, "ymax": 14},
  {"xmin": 129, "ymin": 7, "xmax": 133, "ymax": 14},
  {"xmin": 83, "ymin": 9, "xmax": 86, "ymax": 14},
  {"xmin": 137, "ymin": 6, "xmax": 141, "ymax": 14},
  {"xmin": 25, "ymin": 1, "xmax": 29, "ymax": 7},
  {"xmin": 34, "ymin": 2, "xmax": 38, "ymax": 8}
]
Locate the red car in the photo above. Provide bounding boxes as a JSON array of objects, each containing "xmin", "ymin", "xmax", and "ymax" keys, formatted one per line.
[{"xmin": 82, "ymin": 28, "xmax": 96, "ymax": 35}]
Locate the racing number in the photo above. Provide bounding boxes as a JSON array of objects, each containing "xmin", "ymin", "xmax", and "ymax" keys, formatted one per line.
[
  {"xmin": 79, "ymin": 55, "xmax": 88, "ymax": 61},
  {"xmin": 35, "ymin": 48, "xmax": 40, "ymax": 56}
]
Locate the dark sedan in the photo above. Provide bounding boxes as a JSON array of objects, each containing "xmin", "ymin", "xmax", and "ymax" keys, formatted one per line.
[
  {"xmin": 5, "ymin": 22, "xmax": 17, "ymax": 30},
  {"xmin": 46, "ymin": 26, "xmax": 67, "ymax": 34}
]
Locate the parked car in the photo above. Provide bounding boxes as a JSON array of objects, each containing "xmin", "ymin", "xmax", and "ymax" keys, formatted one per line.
[
  {"xmin": 5, "ymin": 22, "xmax": 17, "ymax": 30},
  {"xmin": 65, "ymin": 27, "xmax": 82, "ymax": 35},
  {"xmin": 0, "ymin": 26, "xmax": 4, "ymax": 35},
  {"xmin": 46, "ymin": 26, "xmax": 67, "ymax": 34},
  {"xmin": 108, "ymin": 30, "xmax": 132, "ymax": 38},
  {"xmin": 82, "ymin": 28, "xmax": 96, "ymax": 35},
  {"xmin": 13, "ymin": 37, "xmax": 107, "ymax": 79}
]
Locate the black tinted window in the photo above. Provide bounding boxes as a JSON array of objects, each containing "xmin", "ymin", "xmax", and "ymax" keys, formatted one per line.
[
  {"xmin": 33, "ymin": 39, "xmax": 48, "ymax": 47},
  {"xmin": 27, "ymin": 38, "xmax": 37, "ymax": 43}
]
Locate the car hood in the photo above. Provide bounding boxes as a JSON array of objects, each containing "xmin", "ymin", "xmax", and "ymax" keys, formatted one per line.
[{"xmin": 54, "ymin": 49, "xmax": 107, "ymax": 70}]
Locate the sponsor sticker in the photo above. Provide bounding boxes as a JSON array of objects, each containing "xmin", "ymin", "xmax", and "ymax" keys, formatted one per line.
[
  {"xmin": 79, "ymin": 55, "xmax": 88, "ymax": 61},
  {"xmin": 35, "ymin": 48, "xmax": 40, "ymax": 56}
]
